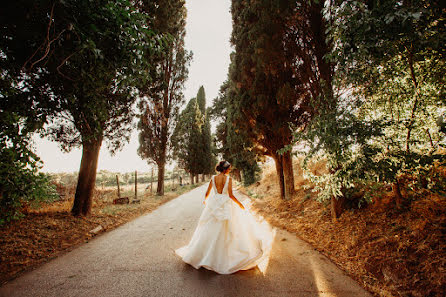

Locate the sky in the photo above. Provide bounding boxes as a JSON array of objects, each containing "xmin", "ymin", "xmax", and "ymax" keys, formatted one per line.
[{"xmin": 34, "ymin": 0, "xmax": 233, "ymax": 173}]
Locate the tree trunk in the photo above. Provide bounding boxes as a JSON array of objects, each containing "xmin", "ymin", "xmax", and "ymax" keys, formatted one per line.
[
  {"xmin": 190, "ymin": 172, "xmax": 194, "ymax": 185},
  {"xmin": 331, "ymin": 195, "xmax": 345, "ymax": 221},
  {"xmin": 282, "ymin": 151, "xmax": 295, "ymax": 200},
  {"xmin": 272, "ymin": 152, "xmax": 294, "ymax": 200},
  {"xmin": 156, "ymin": 162, "xmax": 165, "ymax": 196},
  {"xmin": 195, "ymin": 174, "xmax": 199, "ymax": 184},
  {"xmin": 272, "ymin": 154, "xmax": 286, "ymax": 200},
  {"xmin": 393, "ymin": 179, "xmax": 403, "ymax": 208},
  {"xmin": 134, "ymin": 170, "xmax": 137, "ymax": 200},
  {"xmin": 233, "ymin": 168, "xmax": 242, "ymax": 182},
  {"xmin": 405, "ymin": 50, "xmax": 419, "ymax": 154},
  {"xmin": 150, "ymin": 168, "xmax": 154, "ymax": 194},
  {"xmin": 116, "ymin": 175, "xmax": 120, "ymax": 198},
  {"xmin": 72, "ymin": 138, "xmax": 102, "ymax": 216}
]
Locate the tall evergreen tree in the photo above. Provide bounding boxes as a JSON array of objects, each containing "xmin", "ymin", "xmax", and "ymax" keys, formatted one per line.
[
  {"xmin": 230, "ymin": 0, "xmax": 333, "ymax": 199},
  {"xmin": 137, "ymin": 0, "xmax": 191, "ymax": 196},
  {"xmin": 195, "ymin": 86, "xmax": 214, "ymax": 176},
  {"xmin": 172, "ymin": 97, "xmax": 203, "ymax": 184},
  {"xmin": 211, "ymin": 77, "xmax": 261, "ymax": 186},
  {"xmin": 172, "ymin": 86, "xmax": 216, "ymax": 183}
]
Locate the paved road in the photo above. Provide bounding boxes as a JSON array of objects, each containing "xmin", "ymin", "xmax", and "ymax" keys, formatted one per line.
[{"xmin": 0, "ymin": 185, "xmax": 371, "ymax": 297}]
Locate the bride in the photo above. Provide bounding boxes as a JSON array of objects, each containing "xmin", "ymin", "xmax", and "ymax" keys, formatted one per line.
[{"xmin": 175, "ymin": 160, "xmax": 274, "ymax": 274}]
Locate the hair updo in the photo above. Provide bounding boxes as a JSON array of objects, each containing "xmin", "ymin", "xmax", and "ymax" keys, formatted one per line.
[{"xmin": 215, "ymin": 160, "xmax": 231, "ymax": 173}]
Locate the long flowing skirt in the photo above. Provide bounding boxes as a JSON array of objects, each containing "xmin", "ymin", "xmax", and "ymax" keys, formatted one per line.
[{"xmin": 175, "ymin": 194, "xmax": 274, "ymax": 274}]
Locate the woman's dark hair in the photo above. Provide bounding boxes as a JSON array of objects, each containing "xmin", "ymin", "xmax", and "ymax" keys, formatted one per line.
[{"xmin": 215, "ymin": 160, "xmax": 231, "ymax": 173}]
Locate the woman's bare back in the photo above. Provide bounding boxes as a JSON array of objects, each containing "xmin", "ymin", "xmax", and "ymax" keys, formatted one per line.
[{"xmin": 214, "ymin": 174, "xmax": 228, "ymax": 194}]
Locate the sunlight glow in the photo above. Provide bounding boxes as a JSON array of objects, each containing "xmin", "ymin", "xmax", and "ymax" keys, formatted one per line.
[
  {"xmin": 242, "ymin": 198, "xmax": 277, "ymax": 275},
  {"xmin": 308, "ymin": 252, "xmax": 335, "ymax": 296}
]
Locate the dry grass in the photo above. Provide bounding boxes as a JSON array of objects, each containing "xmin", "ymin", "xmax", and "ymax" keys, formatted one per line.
[
  {"xmin": 0, "ymin": 182, "xmax": 203, "ymax": 285},
  {"xmin": 244, "ymin": 158, "xmax": 445, "ymax": 297}
]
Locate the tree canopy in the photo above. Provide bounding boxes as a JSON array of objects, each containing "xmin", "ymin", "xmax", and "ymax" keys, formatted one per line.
[
  {"xmin": 1, "ymin": 0, "xmax": 164, "ymax": 217},
  {"xmin": 284, "ymin": 0, "xmax": 445, "ymax": 217}
]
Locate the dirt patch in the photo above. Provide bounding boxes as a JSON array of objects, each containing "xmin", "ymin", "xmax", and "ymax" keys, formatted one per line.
[
  {"xmin": 0, "ymin": 183, "xmax": 203, "ymax": 285},
  {"xmin": 244, "ymin": 159, "xmax": 445, "ymax": 297}
]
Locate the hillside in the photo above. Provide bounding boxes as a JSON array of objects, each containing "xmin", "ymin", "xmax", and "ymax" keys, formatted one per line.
[{"xmin": 244, "ymin": 159, "xmax": 445, "ymax": 297}]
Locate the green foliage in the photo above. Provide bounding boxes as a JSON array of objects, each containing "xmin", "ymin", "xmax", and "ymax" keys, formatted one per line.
[
  {"xmin": 38, "ymin": 0, "xmax": 160, "ymax": 152},
  {"xmin": 211, "ymin": 78, "xmax": 261, "ymax": 186},
  {"xmin": 229, "ymin": 0, "xmax": 301, "ymax": 155},
  {"xmin": 0, "ymin": 112, "xmax": 57, "ymax": 225},
  {"xmin": 328, "ymin": 0, "xmax": 445, "ymax": 154},
  {"xmin": 291, "ymin": 96, "xmax": 444, "ymax": 206},
  {"xmin": 196, "ymin": 87, "xmax": 215, "ymax": 175},
  {"xmin": 0, "ymin": 0, "xmax": 164, "ymax": 217},
  {"xmin": 328, "ymin": 0, "xmax": 445, "ymax": 182},
  {"xmin": 3, "ymin": 0, "xmax": 160, "ymax": 152},
  {"xmin": 172, "ymin": 95, "xmax": 204, "ymax": 175},
  {"xmin": 229, "ymin": 0, "xmax": 334, "ymax": 198},
  {"xmin": 172, "ymin": 86, "xmax": 216, "ymax": 176},
  {"xmin": 137, "ymin": 0, "xmax": 191, "ymax": 179},
  {"xmin": 285, "ymin": 93, "xmax": 386, "ymax": 203},
  {"xmin": 284, "ymin": 1, "xmax": 445, "ymax": 206}
]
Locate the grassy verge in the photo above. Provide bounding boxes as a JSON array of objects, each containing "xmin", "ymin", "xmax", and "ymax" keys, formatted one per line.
[{"xmin": 0, "ymin": 182, "xmax": 205, "ymax": 285}]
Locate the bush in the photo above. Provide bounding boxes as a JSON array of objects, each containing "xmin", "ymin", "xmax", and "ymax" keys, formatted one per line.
[{"xmin": 0, "ymin": 114, "xmax": 58, "ymax": 225}]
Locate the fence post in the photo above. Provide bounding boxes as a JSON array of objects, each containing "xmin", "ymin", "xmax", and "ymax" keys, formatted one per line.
[
  {"xmin": 150, "ymin": 167, "xmax": 153, "ymax": 195},
  {"xmin": 135, "ymin": 170, "xmax": 137, "ymax": 200},
  {"xmin": 116, "ymin": 175, "xmax": 120, "ymax": 198}
]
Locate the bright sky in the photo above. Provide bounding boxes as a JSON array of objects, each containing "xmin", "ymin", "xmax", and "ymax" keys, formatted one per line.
[{"xmin": 34, "ymin": 0, "xmax": 232, "ymax": 173}]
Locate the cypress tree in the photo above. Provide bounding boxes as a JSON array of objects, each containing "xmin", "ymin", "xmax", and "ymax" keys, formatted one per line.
[
  {"xmin": 137, "ymin": 0, "xmax": 191, "ymax": 196},
  {"xmin": 172, "ymin": 86, "xmax": 215, "ymax": 183},
  {"xmin": 230, "ymin": 0, "xmax": 332, "ymax": 199},
  {"xmin": 211, "ymin": 77, "xmax": 261, "ymax": 186},
  {"xmin": 195, "ymin": 86, "xmax": 214, "ymax": 176},
  {"xmin": 172, "ymin": 97, "xmax": 203, "ymax": 184},
  {"xmin": 230, "ymin": 1, "xmax": 297, "ymax": 199}
]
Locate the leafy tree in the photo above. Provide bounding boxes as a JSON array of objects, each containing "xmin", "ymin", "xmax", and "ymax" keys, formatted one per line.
[
  {"xmin": 285, "ymin": 0, "xmax": 445, "ymax": 219},
  {"xmin": 329, "ymin": 0, "xmax": 445, "ymax": 154},
  {"xmin": 1, "ymin": 0, "xmax": 162, "ymax": 216},
  {"xmin": 0, "ymin": 0, "xmax": 65, "ymax": 221},
  {"xmin": 172, "ymin": 86, "xmax": 216, "ymax": 183},
  {"xmin": 327, "ymin": 0, "xmax": 445, "ymax": 205},
  {"xmin": 0, "ymin": 113, "xmax": 58, "ymax": 225},
  {"xmin": 285, "ymin": 92, "xmax": 386, "ymax": 219},
  {"xmin": 137, "ymin": 0, "xmax": 191, "ymax": 195}
]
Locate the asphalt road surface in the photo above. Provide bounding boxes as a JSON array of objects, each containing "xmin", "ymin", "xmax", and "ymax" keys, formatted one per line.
[{"xmin": 0, "ymin": 184, "xmax": 372, "ymax": 297}]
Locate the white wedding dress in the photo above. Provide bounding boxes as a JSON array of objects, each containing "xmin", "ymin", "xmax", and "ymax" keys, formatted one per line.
[{"xmin": 175, "ymin": 175, "xmax": 274, "ymax": 274}]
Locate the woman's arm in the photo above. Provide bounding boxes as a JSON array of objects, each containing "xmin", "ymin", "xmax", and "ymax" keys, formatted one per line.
[
  {"xmin": 228, "ymin": 177, "xmax": 245, "ymax": 209},
  {"xmin": 203, "ymin": 179, "xmax": 213, "ymax": 204}
]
